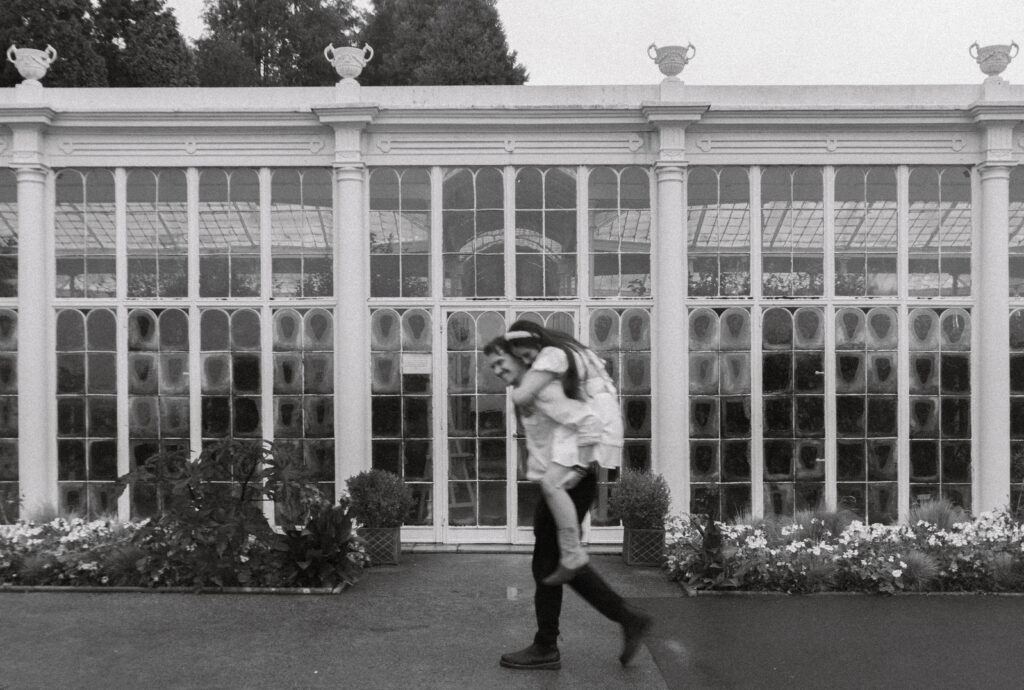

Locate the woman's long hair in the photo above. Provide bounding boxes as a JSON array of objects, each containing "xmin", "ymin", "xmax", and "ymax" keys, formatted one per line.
[{"xmin": 505, "ymin": 319, "xmax": 590, "ymax": 400}]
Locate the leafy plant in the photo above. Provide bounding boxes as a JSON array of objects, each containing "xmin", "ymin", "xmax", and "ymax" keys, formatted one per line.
[
  {"xmin": 908, "ymin": 497, "xmax": 969, "ymax": 531},
  {"xmin": 346, "ymin": 470, "xmax": 413, "ymax": 528},
  {"xmin": 117, "ymin": 439, "xmax": 362, "ymax": 589},
  {"xmin": 608, "ymin": 470, "xmax": 671, "ymax": 529},
  {"xmin": 275, "ymin": 498, "xmax": 366, "ymax": 590}
]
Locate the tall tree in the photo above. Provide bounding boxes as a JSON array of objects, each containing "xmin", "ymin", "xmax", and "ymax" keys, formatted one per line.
[
  {"xmin": 359, "ymin": 0, "xmax": 528, "ymax": 86},
  {"xmin": 0, "ymin": 0, "xmax": 108, "ymax": 87},
  {"xmin": 196, "ymin": 0, "xmax": 362, "ymax": 86},
  {"xmin": 94, "ymin": 0, "xmax": 197, "ymax": 86}
]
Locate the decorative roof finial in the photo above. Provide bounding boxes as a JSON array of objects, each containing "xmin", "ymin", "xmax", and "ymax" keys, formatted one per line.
[
  {"xmin": 7, "ymin": 44, "xmax": 57, "ymax": 85},
  {"xmin": 970, "ymin": 41, "xmax": 1018, "ymax": 82},
  {"xmin": 648, "ymin": 43, "xmax": 695, "ymax": 82},
  {"xmin": 325, "ymin": 43, "xmax": 374, "ymax": 85}
]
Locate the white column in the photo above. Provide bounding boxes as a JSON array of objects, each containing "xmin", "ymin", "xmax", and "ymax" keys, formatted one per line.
[
  {"xmin": 652, "ymin": 161, "xmax": 688, "ymax": 514},
  {"xmin": 643, "ymin": 103, "xmax": 707, "ymax": 516},
  {"xmin": 976, "ymin": 161, "xmax": 1012, "ymax": 512},
  {"xmin": 335, "ymin": 163, "xmax": 370, "ymax": 492},
  {"xmin": 15, "ymin": 159, "xmax": 54, "ymax": 518}
]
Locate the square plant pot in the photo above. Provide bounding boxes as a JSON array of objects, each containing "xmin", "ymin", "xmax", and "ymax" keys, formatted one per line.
[
  {"xmin": 359, "ymin": 526, "xmax": 402, "ymax": 566},
  {"xmin": 622, "ymin": 528, "xmax": 666, "ymax": 566}
]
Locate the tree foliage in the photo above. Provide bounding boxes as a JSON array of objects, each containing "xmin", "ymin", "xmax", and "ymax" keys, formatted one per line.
[
  {"xmin": 196, "ymin": 0, "xmax": 362, "ymax": 86},
  {"xmin": 0, "ymin": 0, "xmax": 529, "ymax": 88},
  {"xmin": 0, "ymin": 0, "xmax": 196, "ymax": 87},
  {"xmin": 94, "ymin": 0, "xmax": 197, "ymax": 86},
  {"xmin": 359, "ymin": 0, "xmax": 528, "ymax": 86},
  {"xmin": 0, "ymin": 0, "xmax": 108, "ymax": 87}
]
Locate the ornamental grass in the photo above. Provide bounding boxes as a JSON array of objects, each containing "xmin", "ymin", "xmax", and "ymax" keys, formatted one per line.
[{"xmin": 666, "ymin": 500, "xmax": 1024, "ymax": 594}]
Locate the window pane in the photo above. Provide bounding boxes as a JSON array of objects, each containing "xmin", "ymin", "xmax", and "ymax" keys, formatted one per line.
[
  {"xmin": 56, "ymin": 170, "xmax": 116, "ymax": 298},
  {"xmin": 762, "ymin": 167, "xmax": 823, "ymax": 297},
  {"xmin": 370, "ymin": 168, "xmax": 430, "ymax": 298},
  {"xmin": 443, "ymin": 168, "xmax": 504, "ymax": 297},
  {"xmin": 199, "ymin": 169, "xmax": 260, "ymax": 297},
  {"xmin": 589, "ymin": 167, "xmax": 651, "ymax": 297},
  {"xmin": 272, "ymin": 168, "xmax": 333, "ymax": 298},
  {"xmin": 127, "ymin": 169, "xmax": 188, "ymax": 298}
]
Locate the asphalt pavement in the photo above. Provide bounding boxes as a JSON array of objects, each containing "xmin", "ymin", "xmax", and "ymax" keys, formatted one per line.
[{"xmin": 2, "ymin": 553, "xmax": 1023, "ymax": 689}]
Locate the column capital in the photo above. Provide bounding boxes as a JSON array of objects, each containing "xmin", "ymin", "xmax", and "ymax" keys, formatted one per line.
[
  {"xmin": 977, "ymin": 161, "xmax": 1015, "ymax": 179},
  {"xmin": 653, "ymin": 162, "xmax": 686, "ymax": 182},
  {"xmin": 642, "ymin": 104, "xmax": 707, "ymax": 165},
  {"xmin": 11, "ymin": 162, "xmax": 48, "ymax": 183},
  {"xmin": 640, "ymin": 103, "xmax": 709, "ymax": 127},
  {"xmin": 334, "ymin": 164, "xmax": 366, "ymax": 183},
  {"xmin": 969, "ymin": 105, "xmax": 1024, "ymax": 165},
  {"xmin": 313, "ymin": 104, "xmax": 380, "ymax": 166}
]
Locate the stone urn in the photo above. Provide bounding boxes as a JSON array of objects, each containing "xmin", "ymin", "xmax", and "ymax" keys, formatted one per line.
[
  {"xmin": 324, "ymin": 43, "xmax": 374, "ymax": 83},
  {"xmin": 970, "ymin": 41, "xmax": 1018, "ymax": 79},
  {"xmin": 648, "ymin": 43, "xmax": 695, "ymax": 80},
  {"xmin": 6, "ymin": 44, "xmax": 57, "ymax": 83}
]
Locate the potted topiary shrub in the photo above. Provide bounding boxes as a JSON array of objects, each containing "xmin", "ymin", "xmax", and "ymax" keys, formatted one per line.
[
  {"xmin": 346, "ymin": 469, "xmax": 413, "ymax": 565},
  {"xmin": 609, "ymin": 469, "xmax": 671, "ymax": 566}
]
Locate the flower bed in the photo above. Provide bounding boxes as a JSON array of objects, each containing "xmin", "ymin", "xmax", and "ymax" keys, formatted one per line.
[
  {"xmin": 665, "ymin": 506, "xmax": 1024, "ymax": 594},
  {"xmin": 0, "ymin": 440, "xmax": 375, "ymax": 591},
  {"xmin": 0, "ymin": 515, "xmax": 369, "ymax": 590}
]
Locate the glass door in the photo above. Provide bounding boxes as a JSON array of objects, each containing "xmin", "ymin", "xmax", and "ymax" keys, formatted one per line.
[{"xmin": 442, "ymin": 308, "xmax": 577, "ymax": 543}]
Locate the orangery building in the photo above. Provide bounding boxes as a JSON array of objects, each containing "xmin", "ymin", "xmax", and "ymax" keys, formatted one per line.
[{"xmin": 1, "ymin": 42, "xmax": 1024, "ymax": 548}]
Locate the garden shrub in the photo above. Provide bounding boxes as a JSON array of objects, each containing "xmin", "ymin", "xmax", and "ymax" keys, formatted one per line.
[
  {"xmin": 346, "ymin": 469, "xmax": 413, "ymax": 528},
  {"xmin": 608, "ymin": 470, "xmax": 671, "ymax": 529}
]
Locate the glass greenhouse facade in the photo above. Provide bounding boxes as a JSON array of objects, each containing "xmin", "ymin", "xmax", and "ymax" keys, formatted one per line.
[{"xmin": 1, "ymin": 70, "xmax": 1023, "ymax": 546}]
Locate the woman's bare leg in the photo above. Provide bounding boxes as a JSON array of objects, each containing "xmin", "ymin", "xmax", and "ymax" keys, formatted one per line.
[{"xmin": 539, "ymin": 463, "xmax": 590, "ymax": 585}]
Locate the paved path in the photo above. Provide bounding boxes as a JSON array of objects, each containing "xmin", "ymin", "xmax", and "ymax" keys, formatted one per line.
[
  {"xmin": 3, "ymin": 554, "xmax": 1024, "ymax": 689},
  {"xmin": 0, "ymin": 554, "xmax": 673, "ymax": 689}
]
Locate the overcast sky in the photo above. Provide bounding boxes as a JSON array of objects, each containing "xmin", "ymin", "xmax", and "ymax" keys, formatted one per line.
[{"xmin": 163, "ymin": 0, "xmax": 1024, "ymax": 85}]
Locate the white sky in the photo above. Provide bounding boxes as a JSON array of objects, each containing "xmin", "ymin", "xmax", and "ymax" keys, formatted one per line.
[{"xmin": 163, "ymin": 0, "xmax": 1024, "ymax": 85}]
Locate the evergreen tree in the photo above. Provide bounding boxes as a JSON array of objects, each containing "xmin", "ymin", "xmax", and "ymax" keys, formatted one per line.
[
  {"xmin": 196, "ymin": 0, "xmax": 362, "ymax": 86},
  {"xmin": 94, "ymin": 0, "xmax": 197, "ymax": 86},
  {"xmin": 359, "ymin": 0, "xmax": 528, "ymax": 86},
  {"xmin": 0, "ymin": 0, "xmax": 108, "ymax": 87}
]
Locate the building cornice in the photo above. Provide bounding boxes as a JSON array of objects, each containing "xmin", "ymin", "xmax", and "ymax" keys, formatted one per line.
[
  {"xmin": 969, "ymin": 102, "xmax": 1024, "ymax": 125},
  {"xmin": 0, "ymin": 106, "xmax": 56, "ymax": 126}
]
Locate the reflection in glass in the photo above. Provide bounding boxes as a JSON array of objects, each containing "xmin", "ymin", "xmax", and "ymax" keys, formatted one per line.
[
  {"xmin": 688, "ymin": 308, "xmax": 751, "ymax": 520},
  {"xmin": 442, "ymin": 168, "xmax": 504, "ymax": 297},
  {"xmin": 589, "ymin": 167, "xmax": 652, "ymax": 297},
  {"xmin": 370, "ymin": 168, "xmax": 430, "ymax": 297},
  {"xmin": 272, "ymin": 169, "xmax": 333, "ymax": 297},
  {"xmin": 58, "ymin": 309, "xmax": 117, "ymax": 517},
  {"xmin": 761, "ymin": 167, "xmax": 823, "ymax": 297},
  {"xmin": 835, "ymin": 307, "xmax": 898, "ymax": 523},
  {"xmin": 56, "ymin": 169, "xmax": 116, "ymax": 298},
  {"xmin": 834, "ymin": 167, "xmax": 897, "ymax": 296},
  {"xmin": 0, "ymin": 310, "xmax": 15, "ymax": 522},
  {"xmin": 371, "ymin": 308, "xmax": 434, "ymax": 525},
  {"xmin": 688, "ymin": 167, "xmax": 750, "ymax": 297},
  {"xmin": 127, "ymin": 169, "xmax": 187, "ymax": 298},
  {"xmin": 199, "ymin": 168, "xmax": 260, "ymax": 297},
  {"xmin": 516, "ymin": 167, "xmax": 577, "ymax": 297},
  {"xmin": 909, "ymin": 308, "xmax": 972, "ymax": 510},
  {"xmin": 908, "ymin": 167, "xmax": 971, "ymax": 297}
]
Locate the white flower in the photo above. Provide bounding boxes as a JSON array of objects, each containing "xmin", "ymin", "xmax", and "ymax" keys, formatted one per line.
[{"xmin": 893, "ymin": 569, "xmax": 903, "ymax": 578}]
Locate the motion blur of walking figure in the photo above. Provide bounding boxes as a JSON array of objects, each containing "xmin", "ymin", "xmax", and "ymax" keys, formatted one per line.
[{"xmin": 484, "ymin": 336, "xmax": 651, "ymax": 671}]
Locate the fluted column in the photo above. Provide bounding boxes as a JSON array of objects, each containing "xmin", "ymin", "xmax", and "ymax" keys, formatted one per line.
[
  {"xmin": 334, "ymin": 163, "xmax": 370, "ymax": 493},
  {"xmin": 642, "ymin": 103, "xmax": 707, "ymax": 515},
  {"xmin": 11, "ymin": 114, "xmax": 55, "ymax": 518},
  {"xmin": 976, "ymin": 161, "xmax": 1012, "ymax": 512},
  {"xmin": 652, "ymin": 162, "xmax": 688, "ymax": 512},
  {"xmin": 314, "ymin": 103, "xmax": 378, "ymax": 500}
]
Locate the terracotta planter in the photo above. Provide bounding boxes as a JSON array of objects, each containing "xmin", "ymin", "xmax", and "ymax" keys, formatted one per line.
[
  {"xmin": 359, "ymin": 526, "xmax": 401, "ymax": 565},
  {"xmin": 622, "ymin": 528, "xmax": 665, "ymax": 566}
]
